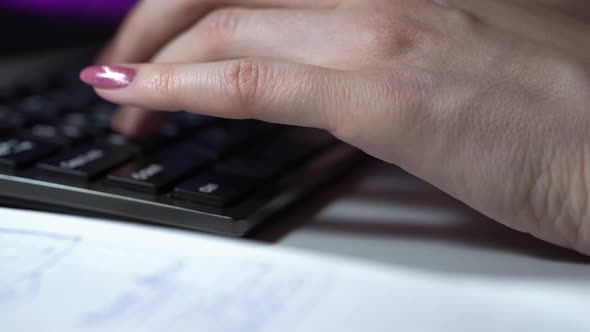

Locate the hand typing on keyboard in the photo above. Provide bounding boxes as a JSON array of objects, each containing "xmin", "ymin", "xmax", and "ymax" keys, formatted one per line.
[
  {"xmin": 0, "ymin": 63, "xmax": 342, "ymax": 234},
  {"xmin": 83, "ymin": 0, "xmax": 590, "ymax": 254}
]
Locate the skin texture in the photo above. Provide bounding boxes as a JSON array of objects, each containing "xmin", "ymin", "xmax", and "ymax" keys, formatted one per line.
[{"xmin": 91, "ymin": 0, "xmax": 590, "ymax": 255}]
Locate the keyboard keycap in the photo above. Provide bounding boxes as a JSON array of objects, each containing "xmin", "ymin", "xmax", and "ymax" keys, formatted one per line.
[
  {"xmin": 215, "ymin": 154, "xmax": 283, "ymax": 180},
  {"xmin": 106, "ymin": 149, "xmax": 209, "ymax": 194},
  {"xmin": 215, "ymin": 135, "xmax": 314, "ymax": 180},
  {"xmin": 89, "ymin": 102, "xmax": 116, "ymax": 132},
  {"xmin": 26, "ymin": 123, "xmax": 91, "ymax": 146},
  {"xmin": 174, "ymin": 171, "xmax": 257, "ymax": 207},
  {"xmin": 100, "ymin": 132, "xmax": 138, "ymax": 151},
  {"xmin": 61, "ymin": 112, "xmax": 91, "ymax": 128},
  {"xmin": 37, "ymin": 145, "xmax": 133, "ymax": 181},
  {"xmin": 184, "ymin": 125, "xmax": 251, "ymax": 160},
  {"xmin": 172, "ymin": 112, "xmax": 217, "ymax": 131},
  {"xmin": 47, "ymin": 87, "xmax": 95, "ymax": 112},
  {"xmin": 18, "ymin": 96, "xmax": 62, "ymax": 123},
  {"xmin": 60, "ymin": 124, "xmax": 92, "ymax": 143},
  {"xmin": 136, "ymin": 123, "xmax": 185, "ymax": 150},
  {"xmin": 101, "ymin": 123, "xmax": 184, "ymax": 154},
  {"xmin": 0, "ymin": 137, "xmax": 59, "ymax": 169}
]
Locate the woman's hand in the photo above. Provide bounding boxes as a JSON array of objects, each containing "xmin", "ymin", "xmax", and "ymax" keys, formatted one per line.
[
  {"xmin": 84, "ymin": 0, "xmax": 590, "ymax": 255},
  {"xmin": 99, "ymin": 0, "xmax": 590, "ymax": 135}
]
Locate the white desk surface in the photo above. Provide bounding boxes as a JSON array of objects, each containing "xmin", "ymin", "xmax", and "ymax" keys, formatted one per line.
[{"xmin": 251, "ymin": 158, "xmax": 590, "ymax": 287}]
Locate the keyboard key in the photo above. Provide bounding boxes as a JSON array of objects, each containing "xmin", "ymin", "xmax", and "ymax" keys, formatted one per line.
[
  {"xmin": 18, "ymin": 96, "xmax": 62, "ymax": 123},
  {"xmin": 26, "ymin": 123, "xmax": 91, "ymax": 146},
  {"xmin": 46, "ymin": 88, "xmax": 94, "ymax": 113},
  {"xmin": 101, "ymin": 123, "xmax": 185, "ymax": 154},
  {"xmin": 184, "ymin": 125, "xmax": 251, "ymax": 160},
  {"xmin": 61, "ymin": 112, "xmax": 107, "ymax": 135},
  {"xmin": 0, "ymin": 137, "xmax": 60, "ymax": 169},
  {"xmin": 99, "ymin": 132, "xmax": 143, "ymax": 154},
  {"xmin": 37, "ymin": 145, "xmax": 133, "ymax": 181},
  {"xmin": 61, "ymin": 112, "xmax": 91, "ymax": 128},
  {"xmin": 89, "ymin": 102, "xmax": 117, "ymax": 132},
  {"xmin": 215, "ymin": 154, "xmax": 283, "ymax": 180},
  {"xmin": 174, "ymin": 171, "xmax": 257, "ymax": 207},
  {"xmin": 60, "ymin": 125, "xmax": 92, "ymax": 143},
  {"xmin": 142, "ymin": 123, "xmax": 184, "ymax": 150},
  {"xmin": 28, "ymin": 124, "xmax": 60, "ymax": 141},
  {"xmin": 215, "ymin": 131, "xmax": 321, "ymax": 180},
  {"xmin": 106, "ymin": 149, "xmax": 209, "ymax": 194},
  {"xmin": 172, "ymin": 112, "xmax": 217, "ymax": 131}
]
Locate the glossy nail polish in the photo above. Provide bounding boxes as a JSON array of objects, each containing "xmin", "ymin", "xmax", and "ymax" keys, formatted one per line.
[{"xmin": 80, "ymin": 65, "xmax": 136, "ymax": 89}]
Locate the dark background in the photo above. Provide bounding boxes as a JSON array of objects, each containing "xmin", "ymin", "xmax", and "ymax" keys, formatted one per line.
[{"xmin": 0, "ymin": 10, "xmax": 116, "ymax": 53}]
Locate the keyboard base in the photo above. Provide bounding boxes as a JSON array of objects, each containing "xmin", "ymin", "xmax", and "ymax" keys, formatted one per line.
[{"xmin": 0, "ymin": 144, "xmax": 364, "ymax": 236}]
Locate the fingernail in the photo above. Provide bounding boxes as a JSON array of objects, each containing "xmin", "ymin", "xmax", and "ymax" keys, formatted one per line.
[{"xmin": 80, "ymin": 65, "xmax": 136, "ymax": 89}]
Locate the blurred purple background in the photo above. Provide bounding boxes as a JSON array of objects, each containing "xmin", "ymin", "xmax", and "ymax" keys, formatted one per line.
[{"xmin": 0, "ymin": 0, "xmax": 136, "ymax": 22}]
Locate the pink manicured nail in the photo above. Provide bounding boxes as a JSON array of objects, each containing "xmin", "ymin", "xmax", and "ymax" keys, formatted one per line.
[{"xmin": 80, "ymin": 65, "xmax": 136, "ymax": 89}]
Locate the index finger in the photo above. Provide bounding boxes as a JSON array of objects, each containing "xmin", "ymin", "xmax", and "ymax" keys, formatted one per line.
[{"xmin": 80, "ymin": 60, "xmax": 350, "ymax": 131}]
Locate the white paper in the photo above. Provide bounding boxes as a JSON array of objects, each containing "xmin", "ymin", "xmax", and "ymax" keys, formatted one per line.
[{"xmin": 0, "ymin": 208, "xmax": 588, "ymax": 332}]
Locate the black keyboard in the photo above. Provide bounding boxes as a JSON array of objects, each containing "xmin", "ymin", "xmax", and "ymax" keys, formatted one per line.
[{"xmin": 0, "ymin": 67, "xmax": 363, "ymax": 236}]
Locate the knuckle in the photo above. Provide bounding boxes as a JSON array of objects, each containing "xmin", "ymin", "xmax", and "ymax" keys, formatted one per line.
[
  {"xmin": 146, "ymin": 65, "xmax": 180, "ymax": 102},
  {"xmin": 196, "ymin": 7, "xmax": 246, "ymax": 58},
  {"xmin": 200, "ymin": 7, "xmax": 244, "ymax": 40},
  {"xmin": 222, "ymin": 60, "xmax": 268, "ymax": 116},
  {"xmin": 359, "ymin": 12, "xmax": 423, "ymax": 58}
]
